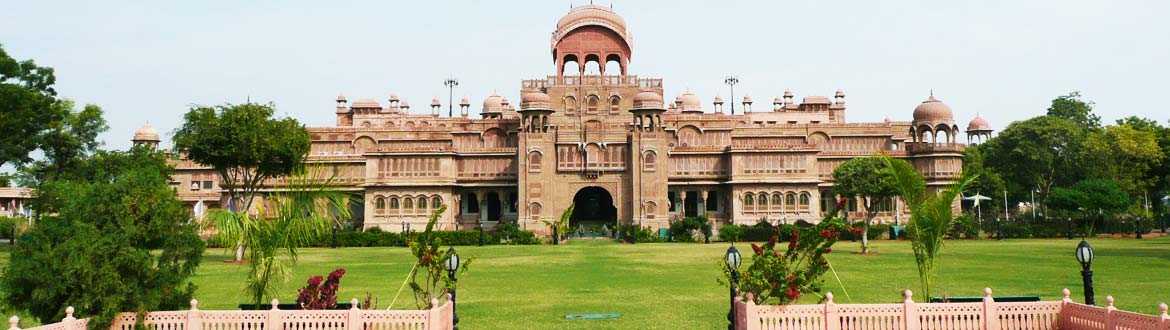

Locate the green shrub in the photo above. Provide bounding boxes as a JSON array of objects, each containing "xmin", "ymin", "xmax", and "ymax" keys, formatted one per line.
[
  {"xmin": 0, "ymin": 216, "xmax": 20, "ymax": 240},
  {"xmin": 616, "ymin": 224, "xmax": 661, "ymax": 243},
  {"xmin": 717, "ymin": 224, "xmax": 743, "ymax": 242},
  {"xmin": 668, "ymin": 216, "xmax": 712, "ymax": 242},
  {"xmin": 492, "ymin": 223, "xmax": 540, "ymax": 245},
  {"xmin": 947, "ymin": 215, "xmax": 980, "ymax": 239}
]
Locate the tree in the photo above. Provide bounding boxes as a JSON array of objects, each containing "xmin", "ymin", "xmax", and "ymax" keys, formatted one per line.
[
  {"xmin": 982, "ymin": 115, "xmax": 1088, "ymax": 214},
  {"xmin": 17, "ymin": 100, "xmax": 109, "ymax": 184},
  {"xmin": 1056, "ymin": 179, "xmax": 1130, "ymax": 236},
  {"xmin": 1114, "ymin": 117, "xmax": 1170, "ymax": 215},
  {"xmin": 173, "ymin": 102, "xmax": 311, "ymax": 261},
  {"xmin": 1046, "ymin": 91, "xmax": 1100, "ymax": 130},
  {"xmin": 832, "ymin": 156, "xmax": 898, "ymax": 254},
  {"xmin": 884, "ymin": 156, "xmax": 974, "ymax": 299},
  {"xmin": 961, "ymin": 145, "xmax": 1006, "ymax": 218},
  {"xmin": 1, "ymin": 147, "xmax": 204, "ymax": 329},
  {"xmin": 1083, "ymin": 124, "xmax": 1163, "ymax": 196},
  {"xmin": 0, "ymin": 43, "xmax": 68, "ymax": 169},
  {"xmin": 204, "ymin": 171, "xmax": 351, "ymax": 306}
]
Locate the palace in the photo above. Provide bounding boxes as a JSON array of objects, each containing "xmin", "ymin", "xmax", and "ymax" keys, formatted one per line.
[{"xmin": 135, "ymin": 5, "xmax": 993, "ymax": 234}]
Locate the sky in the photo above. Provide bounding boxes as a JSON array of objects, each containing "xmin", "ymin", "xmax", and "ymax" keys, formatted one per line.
[{"xmin": 2, "ymin": 0, "xmax": 1168, "ymax": 151}]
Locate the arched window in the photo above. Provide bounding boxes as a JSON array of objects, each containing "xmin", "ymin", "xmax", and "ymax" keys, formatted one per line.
[
  {"xmin": 587, "ymin": 95, "xmax": 600, "ymax": 114},
  {"xmin": 528, "ymin": 151, "xmax": 542, "ymax": 172},
  {"xmin": 743, "ymin": 193, "xmax": 754, "ymax": 211},
  {"xmin": 772, "ymin": 193, "xmax": 783, "ymax": 211},
  {"xmin": 786, "ymin": 193, "xmax": 797, "ymax": 211},
  {"xmin": 403, "ymin": 197, "xmax": 413, "ymax": 212},
  {"xmin": 758, "ymin": 193, "xmax": 768, "ymax": 210},
  {"xmin": 644, "ymin": 201, "xmax": 656, "ymax": 215},
  {"xmin": 432, "ymin": 195, "xmax": 443, "ymax": 209},
  {"xmin": 564, "ymin": 96, "xmax": 577, "ymax": 114},
  {"xmin": 418, "ymin": 196, "xmax": 428, "ymax": 212},
  {"xmin": 375, "ymin": 197, "xmax": 385, "ymax": 214},
  {"xmin": 799, "ymin": 193, "xmax": 811, "ymax": 211},
  {"xmin": 643, "ymin": 151, "xmax": 657, "ymax": 171},
  {"xmin": 389, "ymin": 197, "xmax": 400, "ymax": 210},
  {"xmin": 609, "ymin": 95, "xmax": 620, "ymax": 114},
  {"xmin": 530, "ymin": 202, "xmax": 542, "ymax": 216}
]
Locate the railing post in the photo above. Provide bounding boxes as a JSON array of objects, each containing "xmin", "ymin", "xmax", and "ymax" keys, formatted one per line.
[
  {"xmin": 903, "ymin": 290, "xmax": 920, "ymax": 330},
  {"xmin": 1060, "ymin": 288, "xmax": 1072, "ymax": 329},
  {"xmin": 8, "ymin": 316, "xmax": 20, "ymax": 330},
  {"xmin": 982, "ymin": 288, "xmax": 999, "ymax": 330},
  {"xmin": 266, "ymin": 299, "xmax": 283, "ymax": 330},
  {"xmin": 62, "ymin": 306, "xmax": 77, "ymax": 330},
  {"xmin": 824, "ymin": 292, "xmax": 840, "ymax": 330},
  {"xmin": 186, "ymin": 299, "xmax": 202, "ymax": 330},
  {"xmin": 426, "ymin": 297, "xmax": 441, "ymax": 330},
  {"xmin": 1104, "ymin": 296, "xmax": 1116, "ymax": 330},
  {"xmin": 1158, "ymin": 303, "xmax": 1168, "ymax": 329},
  {"xmin": 737, "ymin": 294, "xmax": 760, "ymax": 330},
  {"xmin": 347, "ymin": 298, "xmax": 361, "ymax": 330}
]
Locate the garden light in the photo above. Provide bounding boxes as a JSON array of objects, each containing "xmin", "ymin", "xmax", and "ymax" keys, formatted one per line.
[
  {"xmin": 1075, "ymin": 240, "xmax": 1095, "ymax": 305},
  {"xmin": 446, "ymin": 247, "xmax": 460, "ymax": 329},
  {"xmin": 725, "ymin": 246, "xmax": 741, "ymax": 330}
]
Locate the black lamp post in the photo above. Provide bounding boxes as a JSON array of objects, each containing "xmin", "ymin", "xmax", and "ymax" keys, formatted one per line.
[
  {"xmin": 446, "ymin": 247, "xmax": 461, "ymax": 329},
  {"xmin": 1075, "ymin": 240, "xmax": 1095, "ymax": 305},
  {"xmin": 443, "ymin": 78, "xmax": 459, "ymax": 117},
  {"xmin": 724, "ymin": 75, "xmax": 739, "ymax": 114},
  {"xmin": 725, "ymin": 246, "xmax": 742, "ymax": 330}
]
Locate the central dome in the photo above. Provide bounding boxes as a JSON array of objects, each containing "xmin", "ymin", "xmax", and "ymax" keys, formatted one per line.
[
  {"xmin": 912, "ymin": 95, "xmax": 954, "ymax": 123},
  {"xmin": 551, "ymin": 4, "xmax": 634, "ymax": 66}
]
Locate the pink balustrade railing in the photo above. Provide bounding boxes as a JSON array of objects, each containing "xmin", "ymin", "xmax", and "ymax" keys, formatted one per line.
[
  {"xmin": 736, "ymin": 288, "xmax": 1169, "ymax": 330},
  {"xmin": 12, "ymin": 296, "xmax": 453, "ymax": 330}
]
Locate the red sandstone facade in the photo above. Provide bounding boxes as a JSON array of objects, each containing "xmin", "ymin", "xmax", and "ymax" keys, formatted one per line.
[{"xmin": 139, "ymin": 5, "xmax": 991, "ymax": 234}]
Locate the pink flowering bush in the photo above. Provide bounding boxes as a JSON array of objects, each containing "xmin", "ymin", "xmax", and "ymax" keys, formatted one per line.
[
  {"xmin": 296, "ymin": 268, "xmax": 346, "ymax": 309},
  {"xmin": 723, "ymin": 200, "xmax": 847, "ymax": 305}
]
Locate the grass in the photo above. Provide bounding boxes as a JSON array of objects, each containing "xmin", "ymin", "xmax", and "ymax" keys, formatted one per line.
[{"xmin": 181, "ymin": 236, "xmax": 1170, "ymax": 329}]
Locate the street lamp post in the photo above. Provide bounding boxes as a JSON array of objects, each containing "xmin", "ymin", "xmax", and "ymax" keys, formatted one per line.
[
  {"xmin": 446, "ymin": 248, "xmax": 461, "ymax": 329},
  {"xmin": 444, "ymin": 78, "xmax": 459, "ymax": 117},
  {"xmin": 724, "ymin": 75, "xmax": 739, "ymax": 115},
  {"xmin": 1075, "ymin": 240, "xmax": 1095, "ymax": 305},
  {"xmin": 725, "ymin": 246, "xmax": 742, "ymax": 330}
]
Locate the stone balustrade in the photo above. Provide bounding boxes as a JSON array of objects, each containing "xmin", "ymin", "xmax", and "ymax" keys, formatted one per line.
[{"xmin": 734, "ymin": 288, "xmax": 1170, "ymax": 330}]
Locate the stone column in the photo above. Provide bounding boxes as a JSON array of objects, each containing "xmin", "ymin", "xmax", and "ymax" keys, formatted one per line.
[{"xmin": 478, "ymin": 191, "xmax": 488, "ymax": 224}]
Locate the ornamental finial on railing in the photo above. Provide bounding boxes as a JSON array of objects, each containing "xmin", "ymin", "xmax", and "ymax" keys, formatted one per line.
[
  {"xmin": 1106, "ymin": 296, "xmax": 1116, "ymax": 309},
  {"xmin": 190, "ymin": 299, "xmax": 199, "ymax": 311},
  {"xmin": 8, "ymin": 315, "xmax": 19, "ymax": 330},
  {"xmin": 271, "ymin": 299, "xmax": 280, "ymax": 310},
  {"xmin": 1159, "ymin": 303, "xmax": 1168, "ymax": 319},
  {"xmin": 983, "ymin": 288, "xmax": 993, "ymax": 298},
  {"xmin": 350, "ymin": 298, "xmax": 360, "ymax": 310},
  {"xmin": 825, "ymin": 292, "xmax": 834, "ymax": 304},
  {"xmin": 64, "ymin": 306, "xmax": 76, "ymax": 321},
  {"xmin": 903, "ymin": 290, "xmax": 913, "ymax": 303},
  {"xmin": 1062, "ymin": 288, "xmax": 1072, "ymax": 302}
]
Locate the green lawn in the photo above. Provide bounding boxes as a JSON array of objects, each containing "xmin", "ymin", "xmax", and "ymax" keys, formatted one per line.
[{"xmin": 179, "ymin": 237, "xmax": 1170, "ymax": 329}]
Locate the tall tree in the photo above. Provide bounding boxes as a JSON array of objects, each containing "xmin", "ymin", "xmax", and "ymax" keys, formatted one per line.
[
  {"xmin": 1049, "ymin": 179, "xmax": 1130, "ymax": 236},
  {"xmin": 832, "ymin": 156, "xmax": 898, "ymax": 254},
  {"xmin": 17, "ymin": 100, "xmax": 109, "ymax": 183},
  {"xmin": 173, "ymin": 103, "xmax": 311, "ymax": 261},
  {"xmin": 981, "ymin": 115, "xmax": 1088, "ymax": 213},
  {"xmin": 1083, "ymin": 124, "xmax": 1163, "ymax": 196},
  {"xmin": 1, "ymin": 147, "xmax": 204, "ymax": 329},
  {"xmin": 0, "ymin": 44, "xmax": 68, "ymax": 169},
  {"xmin": 1046, "ymin": 91, "xmax": 1101, "ymax": 130}
]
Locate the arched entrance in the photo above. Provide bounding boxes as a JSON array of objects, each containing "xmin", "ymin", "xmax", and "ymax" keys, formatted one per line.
[
  {"xmin": 485, "ymin": 192, "xmax": 502, "ymax": 222},
  {"xmin": 570, "ymin": 187, "xmax": 617, "ymax": 228}
]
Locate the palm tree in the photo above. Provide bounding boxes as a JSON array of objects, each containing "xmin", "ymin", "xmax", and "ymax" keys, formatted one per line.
[
  {"xmin": 206, "ymin": 171, "xmax": 352, "ymax": 306},
  {"xmin": 883, "ymin": 156, "xmax": 975, "ymax": 299}
]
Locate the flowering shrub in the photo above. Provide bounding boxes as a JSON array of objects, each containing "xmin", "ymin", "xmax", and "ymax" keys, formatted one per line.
[
  {"xmin": 724, "ymin": 211, "xmax": 847, "ymax": 305},
  {"xmin": 296, "ymin": 268, "xmax": 346, "ymax": 309}
]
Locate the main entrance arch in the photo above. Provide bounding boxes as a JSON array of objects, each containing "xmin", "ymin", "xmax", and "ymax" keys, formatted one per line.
[{"xmin": 570, "ymin": 186, "xmax": 617, "ymax": 228}]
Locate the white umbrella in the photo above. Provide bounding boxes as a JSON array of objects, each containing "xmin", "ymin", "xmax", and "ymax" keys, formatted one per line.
[{"xmin": 194, "ymin": 200, "xmax": 205, "ymax": 220}]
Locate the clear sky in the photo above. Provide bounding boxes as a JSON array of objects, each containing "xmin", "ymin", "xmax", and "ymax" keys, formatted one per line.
[{"xmin": 2, "ymin": 0, "xmax": 1167, "ymax": 151}]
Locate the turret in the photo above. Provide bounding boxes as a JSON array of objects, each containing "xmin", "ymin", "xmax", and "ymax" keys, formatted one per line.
[
  {"xmin": 519, "ymin": 91, "xmax": 555, "ymax": 133},
  {"xmin": 742, "ymin": 95, "xmax": 753, "ymax": 113},
  {"xmin": 132, "ymin": 123, "xmax": 161, "ymax": 149},
  {"xmin": 630, "ymin": 91, "xmax": 667, "ymax": 131},
  {"xmin": 431, "ymin": 97, "xmax": 441, "ymax": 116}
]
